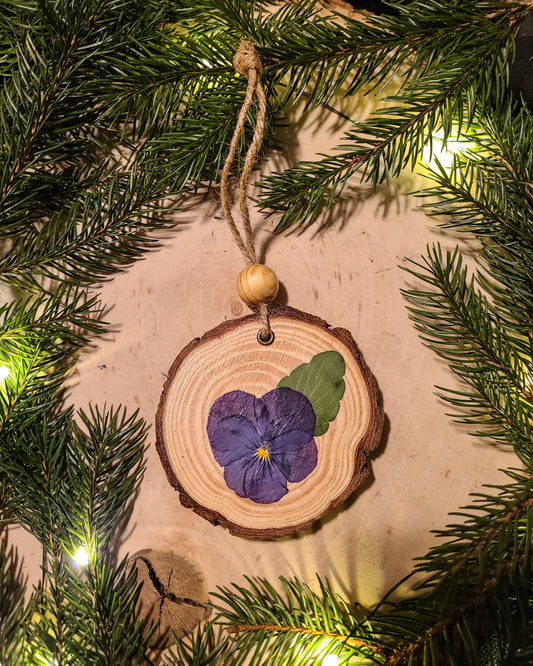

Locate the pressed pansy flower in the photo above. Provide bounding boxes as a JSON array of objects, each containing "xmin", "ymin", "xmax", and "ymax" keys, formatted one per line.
[{"xmin": 207, "ymin": 387, "xmax": 317, "ymax": 504}]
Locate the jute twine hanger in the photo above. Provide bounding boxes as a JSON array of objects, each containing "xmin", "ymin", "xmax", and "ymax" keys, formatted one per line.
[{"xmin": 220, "ymin": 40, "xmax": 278, "ymax": 345}]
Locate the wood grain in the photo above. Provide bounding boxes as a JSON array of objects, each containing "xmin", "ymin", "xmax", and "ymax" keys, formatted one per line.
[
  {"xmin": 156, "ymin": 306, "xmax": 384, "ymax": 539},
  {"xmin": 130, "ymin": 549, "xmax": 209, "ymax": 648}
]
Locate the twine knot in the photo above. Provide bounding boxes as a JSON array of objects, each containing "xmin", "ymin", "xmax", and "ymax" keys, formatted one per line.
[{"xmin": 233, "ymin": 40, "xmax": 262, "ymax": 77}]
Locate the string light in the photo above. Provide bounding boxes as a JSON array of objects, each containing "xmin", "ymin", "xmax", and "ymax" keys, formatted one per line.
[
  {"xmin": 420, "ymin": 129, "xmax": 473, "ymax": 172},
  {"xmin": 73, "ymin": 545, "xmax": 89, "ymax": 566},
  {"xmin": 0, "ymin": 364, "xmax": 10, "ymax": 382}
]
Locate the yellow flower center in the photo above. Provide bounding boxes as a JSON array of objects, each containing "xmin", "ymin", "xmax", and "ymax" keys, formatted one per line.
[{"xmin": 256, "ymin": 445, "xmax": 270, "ymax": 460}]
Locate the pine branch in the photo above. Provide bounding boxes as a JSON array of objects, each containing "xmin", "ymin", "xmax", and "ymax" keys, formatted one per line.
[
  {"xmin": 206, "ymin": 468, "xmax": 532, "ymax": 665},
  {"xmin": 366, "ymin": 471, "xmax": 533, "ymax": 665},
  {"xmin": 0, "ymin": 164, "xmax": 181, "ymax": 288},
  {"xmin": 212, "ymin": 575, "xmax": 383, "ymax": 665},
  {"xmin": 1, "ymin": 404, "xmax": 150, "ymax": 663},
  {"xmin": 417, "ymin": 104, "xmax": 533, "ymax": 342},
  {"xmin": 164, "ymin": 620, "xmax": 231, "ymax": 665},
  {"xmin": 0, "ymin": 528, "xmax": 28, "ymax": 665},
  {"xmin": 401, "ymin": 99, "xmax": 533, "ymax": 464},
  {"xmin": 140, "ymin": 77, "xmax": 274, "ymax": 193},
  {"xmin": 67, "ymin": 404, "xmax": 146, "ymax": 553},
  {"xmin": 402, "ymin": 244, "xmax": 533, "ymax": 460},
  {"xmin": 84, "ymin": 0, "xmax": 532, "ymax": 241},
  {"xmin": 2, "ymin": 408, "xmax": 82, "ymax": 665},
  {"xmin": 1, "ymin": 0, "xmax": 115, "ymax": 210},
  {"xmin": 256, "ymin": 0, "xmax": 529, "ymax": 228},
  {"xmin": 0, "ymin": 0, "xmax": 189, "ymax": 290},
  {"xmin": 0, "ymin": 286, "xmax": 104, "ymax": 439},
  {"xmin": 63, "ymin": 405, "xmax": 150, "ymax": 664}
]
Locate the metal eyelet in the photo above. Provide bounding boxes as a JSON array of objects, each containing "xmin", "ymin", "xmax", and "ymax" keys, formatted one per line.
[{"xmin": 257, "ymin": 329, "xmax": 275, "ymax": 345}]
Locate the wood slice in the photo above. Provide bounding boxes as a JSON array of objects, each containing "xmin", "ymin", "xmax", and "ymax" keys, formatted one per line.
[
  {"xmin": 156, "ymin": 306, "xmax": 383, "ymax": 539},
  {"xmin": 130, "ymin": 549, "xmax": 209, "ymax": 649}
]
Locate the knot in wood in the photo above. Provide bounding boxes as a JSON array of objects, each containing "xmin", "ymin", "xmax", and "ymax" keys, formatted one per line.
[{"xmin": 233, "ymin": 40, "xmax": 262, "ymax": 77}]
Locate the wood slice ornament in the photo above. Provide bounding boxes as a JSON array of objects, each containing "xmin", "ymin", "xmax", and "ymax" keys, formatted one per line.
[
  {"xmin": 156, "ymin": 306, "xmax": 383, "ymax": 539},
  {"xmin": 155, "ymin": 41, "xmax": 384, "ymax": 539}
]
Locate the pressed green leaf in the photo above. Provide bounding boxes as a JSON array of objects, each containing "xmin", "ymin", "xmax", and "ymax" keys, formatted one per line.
[{"xmin": 277, "ymin": 351, "xmax": 345, "ymax": 436}]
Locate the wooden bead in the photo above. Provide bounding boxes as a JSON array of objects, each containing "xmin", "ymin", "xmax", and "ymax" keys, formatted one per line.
[{"xmin": 236, "ymin": 264, "xmax": 279, "ymax": 306}]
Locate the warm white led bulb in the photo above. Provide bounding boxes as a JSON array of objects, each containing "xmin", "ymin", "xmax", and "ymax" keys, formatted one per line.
[
  {"xmin": 0, "ymin": 365, "xmax": 10, "ymax": 381},
  {"xmin": 431, "ymin": 140, "xmax": 458, "ymax": 169},
  {"xmin": 73, "ymin": 546, "xmax": 89, "ymax": 566},
  {"xmin": 322, "ymin": 655, "xmax": 339, "ymax": 666},
  {"xmin": 420, "ymin": 130, "xmax": 472, "ymax": 172}
]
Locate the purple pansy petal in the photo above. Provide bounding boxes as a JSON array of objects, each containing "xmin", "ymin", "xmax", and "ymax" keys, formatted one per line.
[
  {"xmin": 271, "ymin": 436, "xmax": 318, "ymax": 483},
  {"xmin": 207, "ymin": 386, "xmax": 319, "ymax": 503},
  {"xmin": 261, "ymin": 387, "xmax": 316, "ymax": 439},
  {"xmin": 209, "ymin": 416, "xmax": 262, "ymax": 466},
  {"xmin": 268, "ymin": 428, "xmax": 314, "ymax": 456},
  {"xmin": 222, "ymin": 455, "xmax": 288, "ymax": 503},
  {"xmin": 207, "ymin": 390, "xmax": 258, "ymax": 439},
  {"xmin": 222, "ymin": 457, "xmax": 249, "ymax": 498},
  {"xmin": 254, "ymin": 398, "xmax": 270, "ymax": 440},
  {"xmin": 242, "ymin": 459, "xmax": 288, "ymax": 504}
]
